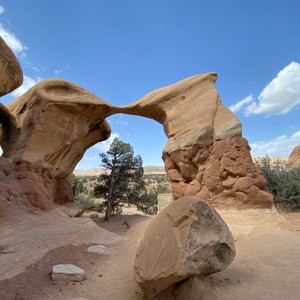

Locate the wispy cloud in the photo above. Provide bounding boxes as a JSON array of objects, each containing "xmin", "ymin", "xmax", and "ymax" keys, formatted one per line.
[
  {"xmin": 0, "ymin": 23, "xmax": 26, "ymax": 54},
  {"xmin": 229, "ymin": 95, "xmax": 254, "ymax": 113},
  {"xmin": 250, "ymin": 130, "xmax": 300, "ymax": 157},
  {"xmin": 0, "ymin": 9, "xmax": 43, "ymax": 97},
  {"xmin": 0, "ymin": 6, "xmax": 5, "ymax": 14},
  {"xmin": 93, "ymin": 132, "xmax": 120, "ymax": 153},
  {"xmin": 230, "ymin": 62, "xmax": 300, "ymax": 116},
  {"xmin": 54, "ymin": 64, "xmax": 70, "ymax": 75},
  {"xmin": 83, "ymin": 156, "xmax": 97, "ymax": 161},
  {"xmin": 11, "ymin": 75, "xmax": 43, "ymax": 98},
  {"xmin": 109, "ymin": 114, "xmax": 129, "ymax": 126}
]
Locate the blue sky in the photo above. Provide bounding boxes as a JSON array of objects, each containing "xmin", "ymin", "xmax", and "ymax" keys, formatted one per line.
[{"xmin": 0, "ymin": 0, "xmax": 299, "ymax": 169}]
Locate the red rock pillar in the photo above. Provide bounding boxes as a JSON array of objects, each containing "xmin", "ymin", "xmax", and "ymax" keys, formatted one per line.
[{"xmin": 164, "ymin": 136, "xmax": 274, "ymax": 209}]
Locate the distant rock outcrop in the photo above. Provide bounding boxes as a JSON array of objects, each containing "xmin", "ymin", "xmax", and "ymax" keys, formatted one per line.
[
  {"xmin": 289, "ymin": 145, "xmax": 300, "ymax": 166},
  {"xmin": 134, "ymin": 196, "xmax": 236, "ymax": 298}
]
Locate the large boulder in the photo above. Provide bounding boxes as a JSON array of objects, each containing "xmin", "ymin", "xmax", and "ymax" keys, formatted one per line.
[
  {"xmin": 0, "ymin": 36, "xmax": 23, "ymax": 96},
  {"xmin": 134, "ymin": 196, "xmax": 236, "ymax": 299}
]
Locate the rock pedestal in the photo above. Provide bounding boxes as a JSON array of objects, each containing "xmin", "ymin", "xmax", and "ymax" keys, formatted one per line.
[{"xmin": 164, "ymin": 135, "xmax": 274, "ymax": 209}]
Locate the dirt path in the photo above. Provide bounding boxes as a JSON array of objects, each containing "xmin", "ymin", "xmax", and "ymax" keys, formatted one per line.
[{"xmin": 0, "ymin": 211, "xmax": 299, "ymax": 300}]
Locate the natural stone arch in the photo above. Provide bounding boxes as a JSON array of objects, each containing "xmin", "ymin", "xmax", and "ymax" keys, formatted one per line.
[{"xmin": 0, "ymin": 73, "xmax": 273, "ymax": 218}]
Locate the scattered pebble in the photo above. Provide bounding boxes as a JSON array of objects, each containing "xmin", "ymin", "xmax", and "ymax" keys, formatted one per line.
[
  {"xmin": 87, "ymin": 245, "xmax": 110, "ymax": 255},
  {"xmin": 52, "ymin": 264, "xmax": 86, "ymax": 282}
]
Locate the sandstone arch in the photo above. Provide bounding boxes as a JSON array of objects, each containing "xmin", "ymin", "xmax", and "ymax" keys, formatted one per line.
[
  {"xmin": 0, "ymin": 35, "xmax": 274, "ymax": 218},
  {"xmin": 0, "ymin": 73, "xmax": 273, "ymax": 218}
]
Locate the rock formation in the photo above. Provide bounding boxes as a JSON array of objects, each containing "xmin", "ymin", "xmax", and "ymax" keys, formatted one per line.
[
  {"xmin": 0, "ymin": 39, "xmax": 274, "ymax": 218},
  {"xmin": 122, "ymin": 74, "xmax": 274, "ymax": 209},
  {"xmin": 0, "ymin": 36, "xmax": 23, "ymax": 96},
  {"xmin": 0, "ymin": 79, "xmax": 114, "ymax": 217},
  {"xmin": 134, "ymin": 196, "xmax": 236, "ymax": 298},
  {"xmin": 289, "ymin": 145, "xmax": 300, "ymax": 166}
]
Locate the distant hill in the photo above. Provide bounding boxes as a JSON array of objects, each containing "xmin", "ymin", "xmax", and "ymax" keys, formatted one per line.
[{"xmin": 74, "ymin": 166, "xmax": 165, "ymax": 176}]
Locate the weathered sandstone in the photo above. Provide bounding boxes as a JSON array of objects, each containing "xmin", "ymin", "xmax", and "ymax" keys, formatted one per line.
[
  {"xmin": 0, "ymin": 79, "xmax": 114, "ymax": 216},
  {"xmin": 134, "ymin": 196, "xmax": 236, "ymax": 298},
  {"xmin": 0, "ymin": 36, "xmax": 23, "ymax": 96},
  {"xmin": 0, "ymin": 39, "xmax": 274, "ymax": 214},
  {"xmin": 289, "ymin": 145, "xmax": 300, "ymax": 166},
  {"xmin": 121, "ymin": 74, "xmax": 274, "ymax": 209}
]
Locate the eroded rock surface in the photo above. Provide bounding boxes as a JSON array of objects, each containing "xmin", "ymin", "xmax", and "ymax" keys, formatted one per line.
[
  {"xmin": 0, "ymin": 79, "xmax": 114, "ymax": 216},
  {"xmin": 0, "ymin": 40, "xmax": 273, "ymax": 215},
  {"xmin": 289, "ymin": 145, "xmax": 300, "ymax": 166},
  {"xmin": 133, "ymin": 196, "xmax": 236, "ymax": 299},
  {"xmin": 0, "ymin": 36, "xmax": 23, "ymax": 97},
  {"xmin": 121, "ymin": 74, "xmax": 273, "ymax": 208}
]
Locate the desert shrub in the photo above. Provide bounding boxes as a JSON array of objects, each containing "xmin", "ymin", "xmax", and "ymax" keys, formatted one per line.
[
  {"xmin": 69, "ymin": 174, "xmax": 87, "ymax": 195},
  {"xmin": 85, "ymin": 200, "xmax": 104, "ymax": 213},
  {"xmin": 156, "ymin": 185, "xmax": 171, "ymax": 194},
  {"xmin": 255, "ymin": 157, "xmax": 300, "ymax": 211}
]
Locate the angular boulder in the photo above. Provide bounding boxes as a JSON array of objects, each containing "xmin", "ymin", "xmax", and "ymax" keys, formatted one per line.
[{"xmin": 134, "ymin": 196, "xmax": 235, "ymax": 298}]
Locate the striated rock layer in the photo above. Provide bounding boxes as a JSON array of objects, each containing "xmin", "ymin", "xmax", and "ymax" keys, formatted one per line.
[{"xmin": 134, "ymin": 196, "xmax": 236, "ymax": 298}]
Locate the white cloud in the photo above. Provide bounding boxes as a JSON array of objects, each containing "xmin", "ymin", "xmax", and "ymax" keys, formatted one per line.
[
  {"xmin": 0, "ymin": 23, "xmax": 26, "ymax": 54},
  {"xmin": 229, "ymin": 95, "xmax": 254, "ymax": 113},
  {"xmin": 54, "ymin": 64, "xmax": 70, "ymax": 75},
  {"xmin": 231, "ymin": 62, "xmax": 300, "ymax": 116},
  {"xmin": 250, "ymin": 130, "xmax": 300, "ymax": 157},
  {"xmin": 11, "ymin": 75, "xmax": 43, "ymax": 98},
  {"xmin": 83, "ymin": 156, "xmax": 97, "ymax": 161},
  {"xmin": 0, "ymin": 6, "xmax": 5, "ymax": 14},
  {"xmin": 0, "ymin": 20, "xmax": 41, "ymax": 74},
  {"xmin": 93, "ymin": 132, "xmax": 120, "ymax": 152}
]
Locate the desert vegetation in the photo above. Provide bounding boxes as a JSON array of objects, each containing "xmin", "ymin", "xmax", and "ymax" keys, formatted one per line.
[
  {"xmin": 70, "ymin": 139, "xmax": 173, "ymax": 219},
  {"xmin": 254, "ymin": 156, "xmax": 300, "ymax": 211}
]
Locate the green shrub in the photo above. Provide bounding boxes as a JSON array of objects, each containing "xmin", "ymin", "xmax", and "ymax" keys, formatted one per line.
[
  {"xmin": 85, "ymin": 200, "xmax": 104, "ymax": 213},
  {"xmin": 255, "ymin": 157, "xmax": 300, "ymax": 211}
]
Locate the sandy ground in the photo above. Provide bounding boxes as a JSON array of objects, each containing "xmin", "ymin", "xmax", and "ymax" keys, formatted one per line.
[{"xmin": 0, "ymin": 208, "xmax": 300, "ymax": 300}]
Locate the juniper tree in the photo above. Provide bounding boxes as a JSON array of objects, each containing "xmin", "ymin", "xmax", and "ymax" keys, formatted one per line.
[{"xmin": 94, "ymin": 138, "xmax": 158, "ymax": 221}]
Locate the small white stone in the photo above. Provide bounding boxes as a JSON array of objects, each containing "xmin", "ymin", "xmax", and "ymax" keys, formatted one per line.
[
  {"xmin": 52, "ymin": 264, "xmax": 86, "ymax": 282},
  {"xmin": 87, "ymin": 245, "xmax": 110, "ymax": 255}
]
